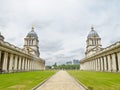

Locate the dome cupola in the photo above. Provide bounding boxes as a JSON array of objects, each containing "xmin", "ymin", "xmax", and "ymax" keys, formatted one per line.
[
  {"xmin": 87, "ymin": 26, "xmax": 99, "ymax": 38},
  {"xmin": 85, "ymin": 26, "xmax": 102, "ymax": 57},
  {"xmin": 24, "ymin": 26, "xmax": 40, "ymax": 57},
  {"xmin": 27, "ymin": 27, "xmax": 38, "ymax": 38}
]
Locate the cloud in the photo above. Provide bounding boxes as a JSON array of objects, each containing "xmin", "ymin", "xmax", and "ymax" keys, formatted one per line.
[
  {"xmin": 40, "ymin": 40, "xmax": 64, "ymax": 52},
  {"xmin": 0, "ymin": 0, "xmax": 120, "ymax": 65}
]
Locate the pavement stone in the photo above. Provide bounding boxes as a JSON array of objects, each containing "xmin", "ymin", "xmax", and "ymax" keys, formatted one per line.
[{"xmin": 35, "ymin": 70, "xmax": 86, "ymax": 90}]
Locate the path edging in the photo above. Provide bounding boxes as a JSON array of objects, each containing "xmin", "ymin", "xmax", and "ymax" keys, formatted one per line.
[
  {"xmin": 68, "ymin": 71, "xmax": 88, "ymax": 90},
  {"xmin": 32, "ymin": 71, "xmax": 58, "ymax": 90},
  {"xmin": 32, "ymin": 78, "xmax": 49, "ymax": 90}
]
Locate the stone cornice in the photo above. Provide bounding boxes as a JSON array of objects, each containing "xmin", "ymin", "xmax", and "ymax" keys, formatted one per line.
[
  {"xmin": 80, "ymin": 41, "xmax": 120, "ymax": 63},
  {"xmin": 0, "ymin": 40, "xmax": 44, "ymax": 62}
]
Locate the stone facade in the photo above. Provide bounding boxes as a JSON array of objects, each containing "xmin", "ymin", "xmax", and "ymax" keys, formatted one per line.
[
  {"xmin": 0, "ymin": 27, "xmax": 45, "ymax": 73},
  {"xmin": 80, "ymin": 27, "xmax": 120, "ymax": 72}
]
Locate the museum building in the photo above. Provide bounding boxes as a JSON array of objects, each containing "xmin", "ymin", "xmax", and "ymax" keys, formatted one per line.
[
  {"xmin": 0, "ymin": 27, "xmax": 45, "ymax": 73},
  {"xmin": 80, "ymin": 27, "xmax": 120, "ymax": 72}
]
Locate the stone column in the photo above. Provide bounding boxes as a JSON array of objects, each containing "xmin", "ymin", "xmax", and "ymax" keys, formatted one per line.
[
  {"xmin": 91, "ymin": 60, "xmax": 93, "ymax": 70},
  {"xmin": 107, "ymin": 55, "xmax": 112, "ymax": 72},
  {"xmin": 18, "ymin": 56, "xmax": 22, "ymax": 71},
  {"xmin": 85, "ymin": 62, "xmax": 87, "ymax": 70},
  {"xmin": 92, "ymin": 60, "xmax": 94, "ymax": 70},
  {"xmin": 92, "ymin": 60, "xmax": 94, "ymax": 71},
  {"xmin": 29, "ymin": 60, "xmax": 31, "ymax": 70},
  {"xmin": 34, "ymin": 61, "xmax": 37, "ymax": 70},
  {"xmin": 14, "ymin": 55, "xmax": 18, "ymax": 71},
  {"xmin": 104, "ymin": 56, "xmax": 107, "ymax": 71},
  {"xmin": 0, "ymin": 51, "xmax": 2, "ymax": 72},
  {"xmin": 25, "ymin": 58, "xmax": 28, "ymax": 71},
  {"xmin": 111, "ymin": 53, "xmax": 117, "ymax": 72},
  {"xmin": 115, "ymin": 53, "xmax": 119, "ymax": 71},
  {"xmin": 96, "ymin": 59, "xmax": 98, "ymax": 71},
  {"xmin": 24, "ymin": 58, "xmax": 27, "ymax": 71},
  {"xmin": 117, "ymin": 52, "xmax": 120, "ymax": 72},
  {"xmin": 93, "ymin": 60, "xmax": 95, "ymax": 71},
  {"xmin": 38, "ymin": 62, "xmax": 39, "ymax": 70},
  {"xmin": 83, "ymin": 63, "xmax": 85, "ymax": 70},
  {"xmin": 87, "ymin": 62, "xmax": 90, "ymax": 70},
  {"xmin": 22, "ymin": 57, "xmax": 25, "ymax": 71},
  {"xmin": 100, "ymin": 57, "xmax": 103, "ymax": 71},
  {"xmin": 9, "ymin": 54, "xmax": 14, "ymax": 72},
  {"xmin": 24, "ymin": 58, "xmax": 26, "ymax": 71},
  {"xmin": 86, "ymin": 62, "xmax": 88, "ymax": 70},
  {"xmin": 31, "ymin": 60, "xmax": 33, "ymax": 70},
  {"xmin": 95, "ymin": 59, "xmax": 97, "ymax": 71},
  {"xmin": 39, "ymin": 61, "xmax": 41, "ymax": 70},
  {"xmin": 97, "ymin": 58, "xmax": 100, "ymax": 71},
  {"xmin": 33, "ymin": 61, "xmax": 35, "ymax": 70},
  {"xmin": 28, "ymin": 59, "xmax": 30, "ymax": 71},
  {"xmin": 30, "ymin": 60, "xmax": 33, "ymax": 70},
  {"xmin": 2, "ymin": 52, "xmax": 8, "ymax": 72},
  {"xmin": 34, "ymin": 61, "xmax": 36, "ymax": 70},
  {"xmin": 105, "ymin": 56, "xmax": 108, "ymax": 71},
  {"xmin": 98, "ymin": 58, "xmax": 100, "ymax": 71},
  {"xmin": 90, "ymin": 61, "xmax": 92, "ymax": 70},
  {"xmin": 29, "ymin": 59, "xmax": 31, "ymax": 71},
  {"xmin": 99, "ymin": 58, "xmax": 102, "ymax": 71}
]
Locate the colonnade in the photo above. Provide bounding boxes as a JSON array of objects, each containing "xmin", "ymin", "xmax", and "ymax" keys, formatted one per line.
[
  {"xmin": 0, "ymin": 41, "xmax": 45, "ymax": 73},
  {"xmin": 80, "ymin": 41, "xmax": 120, "ymax": 72}
]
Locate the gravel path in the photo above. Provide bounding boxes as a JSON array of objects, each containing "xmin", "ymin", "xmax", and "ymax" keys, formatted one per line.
[{"xmin": 35, "ymin": 70, "xmax": 86, "ymax": 90}]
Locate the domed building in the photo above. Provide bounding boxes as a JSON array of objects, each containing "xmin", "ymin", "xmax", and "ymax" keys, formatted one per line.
[
  {"xmin": 24, "ymin": 27, "xmax": 40, "ymax": 57},
  {"xmin": 85, "ymin": 26, "xmax": 102, "ymax": 57},
  {"xmin": 0, "ymin": 27, "xmax": 45, "ymax": 73},
  {"xmin": 80, "ymin": 26, "xmax": 120, "ymax": 72}
]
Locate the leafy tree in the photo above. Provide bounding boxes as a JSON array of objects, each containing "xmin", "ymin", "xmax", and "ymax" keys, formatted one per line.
[{"xmin": 54, "ymin": 64, "xmax": 80, "ymax": 70}]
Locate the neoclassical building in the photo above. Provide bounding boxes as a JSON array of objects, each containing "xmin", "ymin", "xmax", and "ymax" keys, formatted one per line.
[
  {"xmin": 0, "ymin": 27, "xmax": 45, "ymax": 73},
  {"xmin": 80, "ymin": 27, "xmax": 120, "ymax": 72}
]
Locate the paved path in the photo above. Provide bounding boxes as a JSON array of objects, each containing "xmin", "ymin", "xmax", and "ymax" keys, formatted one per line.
[{"xmin": 35, "ymin": 70, "xmax": 86, "ymax": 90}]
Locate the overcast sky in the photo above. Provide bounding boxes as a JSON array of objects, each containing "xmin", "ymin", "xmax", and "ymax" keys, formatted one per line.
[{"xmin": 0, "ymin": 0, "xmax": 120, "ymax": 65}]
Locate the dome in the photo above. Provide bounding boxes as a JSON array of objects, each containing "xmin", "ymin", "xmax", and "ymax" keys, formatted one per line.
[
  {"xmin": 27, "ymin": 27, "xmax": 38, "ymax": 38},
  {"xmin": 87, "ymin": 27, "xmax": 99, "ymax": 38}
]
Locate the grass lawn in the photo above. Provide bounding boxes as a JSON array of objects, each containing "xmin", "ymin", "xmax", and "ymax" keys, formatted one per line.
[
  {"xmin": 68, "ymin": 70, "xmax": 120, "ymax": 90},
  {"xmin": 0, "ymin": 70, "xmax": 56, "ymax": 90}
]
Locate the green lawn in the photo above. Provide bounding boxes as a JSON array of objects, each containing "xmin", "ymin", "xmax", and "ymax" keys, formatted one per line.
[
  {"xmin": 0, "ymin": 70, "xmax": 56, "ymax": 90},
  {"xmin": 68, "ymin": 70, "xmax": 120, "ymax": 90}
]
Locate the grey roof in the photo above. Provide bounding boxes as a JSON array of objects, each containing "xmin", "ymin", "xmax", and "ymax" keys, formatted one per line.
[
  {"xmin": 87, "ymin": 27, "xmax": 99, "ymax": 38},
  {"xmin": 27, "ymin": 28, "xmax": 38, "ymax": 38}
]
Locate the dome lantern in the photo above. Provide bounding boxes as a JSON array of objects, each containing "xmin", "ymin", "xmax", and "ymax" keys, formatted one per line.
[
  {"xmin": 87, "ymin": 26, "xmax": 99, "ymax": 38},
  {"xmin": 27, "ymin": 27, "xmax": 38, "ymax": 38},
  {"xmin": 85, "ymin": 26, "xmax": 102, "ymax": 57},
  {"xmin": 24, "ymin": 26, "xmax": 40, "ymax": 57}
]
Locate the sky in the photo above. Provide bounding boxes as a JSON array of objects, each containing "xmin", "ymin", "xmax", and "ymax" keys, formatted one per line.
[{"xmin": 0, "ymin": 0, "xmax": 120, "ymax": 65}]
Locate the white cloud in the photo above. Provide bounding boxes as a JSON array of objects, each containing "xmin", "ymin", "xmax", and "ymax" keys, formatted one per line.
[{"xmin": 0, "ymin": 0, "xmax": 120, "ymax": 65}]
